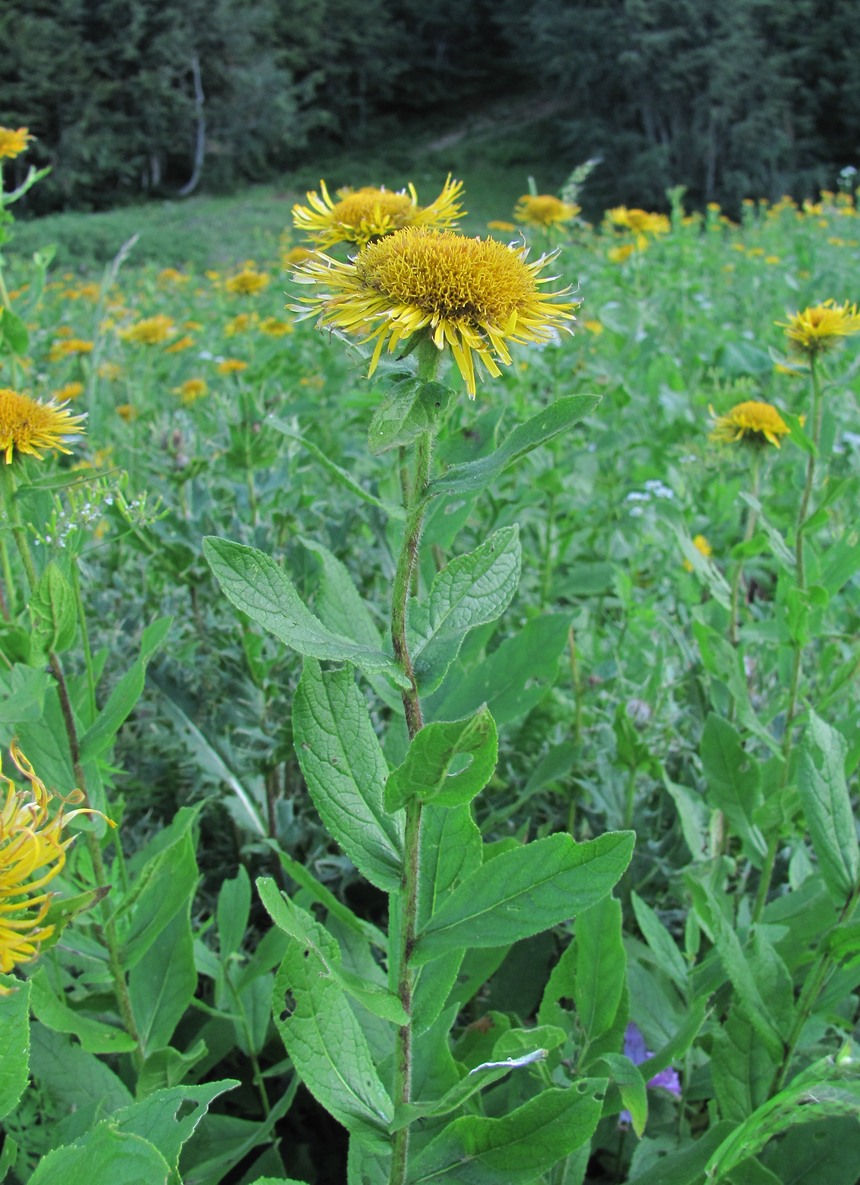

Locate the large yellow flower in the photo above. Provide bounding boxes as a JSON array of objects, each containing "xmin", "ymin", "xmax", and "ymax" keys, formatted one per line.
[
  {"xmin": 709, "ymin": 400, "xmax": 790, "ymax": 448},
  {"xmin": 0, "ymin": 388, "xmax": 86, "ymax": 464},
  {"xmin": 779, "ymin": 300, "xmax": 860, "ymax": 356},
  {"xmin": 514, "ymin": 194, "xmax": 580, "ymax": 229},
  {"xmin": 0, "ymin": 744, "xmax": 107, "ymax": 981},
  {"xmin": 0, "ymin": 127, "xmax": 32, "ymax": 160},
  {"xmin": 292, "ymin": 176, "xmax": 464, "ymax": 248},
  {"xmin": 291, "ymin": 226, "xmax": 579, "ymax": 396}
]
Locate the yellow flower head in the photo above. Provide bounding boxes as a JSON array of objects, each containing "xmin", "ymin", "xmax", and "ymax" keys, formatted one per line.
[
  {"xmin": 116, "ymin": 403, "xmax": 137, "ymax": 421},
  {"xmin": 53, "ymin": 382, "xmax": 85, "ymax": 401},
  {"xmin": 165, "ymin": 334, "xmax": 195, "ymax": 354},
  {"xmin": 779, "ymin": 299, "xmax": 860, "ymax": 357},
  {"xmin": 709, "ymin": 400, "xmax": 790, "ymax": 448},
  {"xmin": 48, "ymin": 338, "xmax": 94, "ymax": 362},
  {"xmin": 119, "ymin": 314, "xmax": 175, "ymax": 345},
  {"xmin": 282, "ymin": 245, "xmax": 316, "ymax": 268},
  {"xmin": 607, "ymin": 243, "xmax": 637, "ymax": 264},
  {"xmin": 608, "ymin": 206, "xmax": 670, "ymax": 236},
  {"xmin": 292, "ymin": 175, "xmax": 465, "ymax": 249},
  {"xmin": 0, "ymin": 388, "xmax": 86, "ymax": 464},
  {"xmin": 157, "ymin": 267, "xmax": 190, "ymax": 286},
  {"xmin": 0, "ymin": 127, "xmax": 33, "ymax": 160},
  {"xmin": 225, "ymin": 267, "xmax": 270, "ymax": 296},
  {"xmin": 487, "ymin": 220, "xmax": 517, "ymax": 233},
  {"xmin": 0, "ymin": 743, "xmax": 112, "ymax": 980},
  {"xmin": 514, "ymin": 194, "xmax": 580, "ymax": 229},
  {"xmin": 174, "ymin": 378, "xmax": 208, "ymax": 404},
  {"xmin": 291, "ymin": 226, "xmax": 579, "ymax": 397},
  {"xmin": 683, "ymin": 533, "xmax": 713, "ymax": 572},
  {"xmin": 258, "ymin": 316, "xmax": 294, "ymax": 337},
  {"xmin": 217, "ymin": 358, "xmax": 248, "ymax": 375}
]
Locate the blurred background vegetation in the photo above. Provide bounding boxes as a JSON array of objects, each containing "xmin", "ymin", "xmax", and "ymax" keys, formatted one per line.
[{"xmin": 3, "ymin": 0, "xmax": 859, "ymax": 219}]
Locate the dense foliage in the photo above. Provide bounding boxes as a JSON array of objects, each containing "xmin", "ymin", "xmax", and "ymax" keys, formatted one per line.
[{"xmin": 3, "ymin": 0, "xmax": 860, "ymax": 214}]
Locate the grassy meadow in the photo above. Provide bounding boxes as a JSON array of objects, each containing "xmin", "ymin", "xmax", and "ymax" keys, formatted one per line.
[{"xmin": 1, "ymin": 159, "xmax": 860, "ymax": 1185}]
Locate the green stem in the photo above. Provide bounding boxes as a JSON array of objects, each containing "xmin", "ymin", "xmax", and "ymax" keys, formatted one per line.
[
  {"xmin": 388, "ymin": 344, "xmax": 439, "ymax": 1185},
  {"xmin": 70, "ymin": 558, "xmax": 97, "ymax": 721},
  {"xmin": 729, "ymin": 454, "xmax": 761, "ymax": 650}
]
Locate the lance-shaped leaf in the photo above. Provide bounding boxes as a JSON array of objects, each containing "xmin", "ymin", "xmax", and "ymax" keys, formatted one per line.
[
  {"xmin": 385, "ymin": 706, "xmax": 498, "ymax": 812},
  {"xmin": 797, "ymin": 711, "xmax": 860, "ymax": 904},
  {"xmin": 425, "ymin": 394, "xmax": 601, "ymax": 500},
  {"xmin": 203, "ymin": 537, "xmax": 409, "ymax": 688},
  {"xmin": 293, "ymin": 659, "xmax": 403, "ymax": 891},
  {"xmin": 413, "ymin": 831, "xmax": 634, "ymax": 965},
  {"xmin": 273, "ymin": 920, "xmax": 393, "ymax": 1140},
  {"xmin": 407, "ymin": 1080, "xmax": 606, "ymax": 1184},
  {"xmin": 699, "ymin": 714, "xmax": 766, "ymax": 860},
  {"xmin": 258, "ymin": 878, "xmax": 407, "ymax": 1025},
  {"xmin": 29, "ymin": 562, "xmax": 77, "ymax": 656},
  {"xmin": 408, "ymin": 526, "xmax": 521, "ymax": 693},
  {"xmin": 0, "ymin": 975, "xmax": 30, "ymax": 1121}
]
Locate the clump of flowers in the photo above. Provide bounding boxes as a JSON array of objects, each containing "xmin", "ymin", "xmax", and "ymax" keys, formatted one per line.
[
  {"xmin": 779, "ymin": 299, "xmax": 860, "ymax": 357},
  {"xmin": 709, "ymin": 400, "xmax": 790, "ymax": 448},
  {"xmin": 119, "ymin": 314, "xmax": 176, "ymax": 346},
  {"xmin": 0, "ymin": 388, "xmax": 86, "ymax": 464},
  {"xmin": 292, "ymin": 175, "xmax": 464, "ymax": 249},
  {"xmin": 291, "ymin": 225, "xmax": 579, "ymax": 397},
  {"xmin": 514, "ymin": 193, "xmax": 580, "ymax": 229},
  {"xmin": 0, "ymin": 126, "xmax": 33, "ymax": 160},
  {"xmin": 608, "ymin": 206, "xmax": 671, "ymax": 249},
  {"xmin": 0, "ymin": 744, "xmax": 110, "ymax": 982}
]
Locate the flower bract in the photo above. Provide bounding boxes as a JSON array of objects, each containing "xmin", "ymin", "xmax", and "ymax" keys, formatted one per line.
[
  {"xmin": 291, "ymin": 226, "xmax": 579, "ymax": 396},
  {"xmin": 292, "ymin": 176, "xmax": 464, "ymax": 248},
  {"xmin": 709, "ymin": 400, "xmax": 790, "ymax": 448},
  {"xmin": 0, "ymin": 388, "xmax": 86, "ymax": 464},
  {"xmin": 779, "ymin": 299, "xmax": 860, "ymax": 356}
]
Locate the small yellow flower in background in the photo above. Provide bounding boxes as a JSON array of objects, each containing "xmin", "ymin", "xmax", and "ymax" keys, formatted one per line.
[
  {"xmin": 748, "ymin": 247, "xmax": 765, "ymax": 257},
  {"xmin": 709, "ymin": 400, "xmax": 790, "ymax": 449},
  {"xmin": 217, "ymin": 358, "xmax": 248, "ymax": 375},
  {"xmin": 292, "ymin": 175, "xmax": 465, "ymax": 249},
  {"xmin": 164, "ymin": 334, "xmax": 195, "ymax": 354},
  {"xmin": 731, "ymin": 242, "xmax": 747, "ymax": 253},
  {"xmin": 765, "ymin": 255, "xmax": 781, "ymax": 265},
  {"xmin": 0, "ymin": 743, "xmax": 113, "ymax": 983},
  {"xmin": 779, "ymin": 299, "xmax": 860, "ymax": 357},
  {"xmin": 282, "ymin": 246, "xmax": 315, "ymax": 268},
  {"xmin": 225, "ymin": 313, "xmax": 255, "ymax": 336},
  {"xmin": 48, "ymin": 338, "xmax": 94, "ymax": 362},
  {"xmin": 116, "ymin": 403, "xmax": 137, "ymax": 422},
  {"xmin": 184, "ymin": 320, "xmax": 203, "ymax": 331},
  {"xmin": 583, "ymin": 319, "xmax": 604, "ymax": 334},
  {"xmin": 292, "ymin": 225, "xmax": 578, "ymax": 398},
  {"xmin": 157, "ymin": 267, "xmax": 190, "ymax": 286},
  {"xmin": 60, "ymin": 282, "xmax": 101, "ymax": 303},
  {"xmin": 0, "ymin": 388, "xmax": 86, "ymax": 463},
  {"xmin": 0, "ymin": 126, "xmax": 33, "ymax": 160},
  {"xmin": 173, "ymin": 378, "xmax": 208, "ymax": 404},
  {"xmin": 514, "ymin": 194, "xmax": 580, "ymax": 229},
  {"xmin": 119, "ymin": 314, "xmax": 175, "ymax": 345},
  {"xmin": 225, "ymin": 266, "xmax": 271, "ymax": 296},
  {"xmin": 98, "ymin": 361, "xmax": 122, "ymax": 381},
  {"xmin": 683, "ymin": 534, "xmax": 713, "ymax": 572},
  {"xmin": 258, "ymin": 316, "xmax": 294, "ymax": 337},
  {"xmin": 608, "ymin": 207, "xmax": 670, "ymax": 237},
  {"xmin": 608, "ymin": 243, "xmax": 637, "ymax": 264},
  {"xmin": 487, "ymin": 220, "xmax": 517, "ymax": 233},
  {"xmin": 53, "ymin": 381, "xmax": 85, "ymax": 401}
]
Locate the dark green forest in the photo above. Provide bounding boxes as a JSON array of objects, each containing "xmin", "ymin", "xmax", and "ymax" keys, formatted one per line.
[{"xmin": 3, "ymin": 0, "xmax": 859, "ymax": 216}]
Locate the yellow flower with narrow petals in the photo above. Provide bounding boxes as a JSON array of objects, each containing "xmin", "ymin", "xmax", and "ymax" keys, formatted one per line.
[
  {"xmin": 292, "ymin": 175, "xmax": 464, "ymax": 249},
  {"xmin": 0, "ymin": 388, "xmax": 86, "ymax": 464},
  {"xmin": 225, "ymin": 267, "xmax": 270, "ymax": 296},
  {"xmin": 217, "ymin": 358, "xmax": 248, "ymax": 375},
  {"xmin": 709, "ymin": 400, "xmax": 790, "ymax": 448},
  {"xmin": 0, "ymin": 127, "xmax": 32, "ymax": 160},
  {"xmin": 48, "ymin": 338, "xmax": 93, "ymax": 362},
  {"xmin": 165, "ymin": 334, "xmax": 195, "ymax": 354},
  {"xmin": 53, "ymin": 382, "xmax": 85, "ymax": 401},
  {"xmin": 608, "ymin": 243, "xmax": 636, "ymax": 264},
  {"xmin": 258, "ymin": 317, "xmax": 294, "ymax": 337},
  {"xmin": 116, "ymin": 403, "xmax": 137, "ymax": 421},
  {"xmin": 514, "ymin": 194, "xmax": 580, "ymax": 229},
  {"xmin": 174, "ymin": 378, "xmax": 208, "ymax": 404},
  {"xmin": 608, "ymin": 207, "xmax": 670, "ymax": 237},
  {"xmin": 779, "ymin": 300, "xmax": 860, "ymax": 357},
  {"xmin": 119, "ymin": 314, "xmax": 175, "ymax": 345},
  {"xmin": 1, "ymin": 743, "xmax": 113, "ymax": 983},
  {"xmin": 292, "ymin": 226, "xmax": 578, "ymax": 398}
]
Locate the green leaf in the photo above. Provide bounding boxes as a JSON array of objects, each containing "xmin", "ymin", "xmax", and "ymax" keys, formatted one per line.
[
  {"xmin": 29, "ymin": 1023, "xmax": 133, "ymax": 1114},
  {"xmin": 119, "ymin": 823, "xmax": 200, "ymax": 969},
  {"xmin": 273, "ymin": 923, "xmax": 393, "ymax": 1140},
  {"xmin": 409, "ymin": 526, "xmax": 522, "ymax": 694},
  {"xmin": 425, "ymin": 395, "xmax": 601, "ymax": 500},
  {"xmin": 28, "ymin": 563, "xmax": 77, "ymax": 656},
  {"xmin": 136, "ymin": 1041, "xmax": 209, "ymax": 1098},
  {"xmin": 385, "ymin": 706, "xmax": 498, "ymax": 811},
  {"xmin": 627, "ymin": 1121, "xmax": 735, "ymax": 1185},
  {"xmin": 29, "ymin": 969, "xmax": 136, "ymax": 1055},
  {"xmin": 301, "ymin": 537, "xmax": 385, "ymax": 655},
  {"xmin": 429, "ymin": 613, "xmax": 573, "ymax": 725},
  {"xmin": 0, "ymin": 307, "xmax": 28, "ymax": 355},
  {"xmin": 216, "ymin": 866, "xmax": 252, "ymax": 958},
  {"xmin": 699, "ymin": 714, "xmax": 766, "ymax": 859},
  {"xmin": 203, "ymin": 537, "xmax": 409, "ymax": 687},
  {"xmin": 0, "ymin": 975, "xmax": 30, "ymax": 1121},
  {"xmin": 0, "ymin": 664, "xmax": 49, "ymax": 724},
  {"xmin": 797, "ymin": 711, "xmax": 860, "ymax": 904},
  {"xmin": 367, "ymin": 379, "xmax": 450, "ymax": 454},
  {"xmin": 631, "ymin": 892, "xmax": 689, "ymax": 993},
  {"xmin": 293, "ymin": 659, "xmax": 404, "ymax": 891},
  {"xmin": 711, "ymin": 1010, "xmax": 774, "ymax": 1123},
  {"xmin": 129, "ymin": 907, "xmax": 197, "ymax": 1057},
  {"xmin": 258, "ymin": 878, "xmax": 407, "ymax": 1025},
  {"xmin": 79, "ymin": 616, "xmax": 172, "ymax": 761},
  {"xmin": 574, "ymin": 895, "xmax": 626, "ymax": 1043},
  {"xmin": 594, "ymin": 1053, "xmax": 649, "ymax": 1137},
  {"xmin": 414, "ymin": 831, "xmax": 634, "ymax": 965},
  {"xmin": 27, "ymin": 1127, "xmax": 172, "ymax": 1185},
  {"xmin": 407, "ymin": 1080, "xmax": 606, "ymax": 1184}
]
